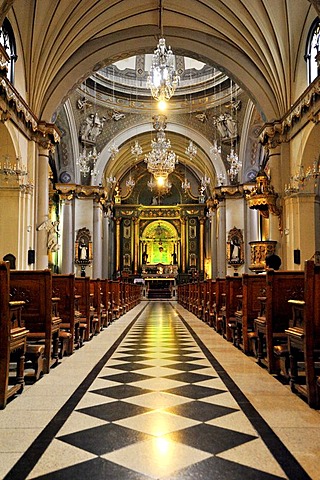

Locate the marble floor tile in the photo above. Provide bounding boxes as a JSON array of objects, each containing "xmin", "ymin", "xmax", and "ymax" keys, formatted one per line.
[{"xmin": 1, "ymin": 301, "xmax": 317, "ymax": 480}]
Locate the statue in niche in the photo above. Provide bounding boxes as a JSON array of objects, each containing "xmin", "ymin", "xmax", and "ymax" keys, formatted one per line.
[
  {"xmin": 75, "ymin": 227, "xmax": 92, "ymax": 265},
  {"xmin": 78, "ymin": 238, "xmax": 88, "ymax": 260},
  {"xmin": 227, "ymin": 227, "xmax": 244, "ymax": 266}
]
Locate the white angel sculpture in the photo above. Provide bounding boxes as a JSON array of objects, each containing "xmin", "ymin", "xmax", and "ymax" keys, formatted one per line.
[{"xmin": 37, "ymin": 219, "xmax": 60, "ymax": 252}]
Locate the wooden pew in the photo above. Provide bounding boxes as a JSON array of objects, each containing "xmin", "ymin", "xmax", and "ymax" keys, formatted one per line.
[
  {"xmin": 10, "ymin": 269, "xmax": 61, "ymax": 375},
  {"xmin": 110, "ymin": 280, "xmax": 121, "ymax": 320},
  {"xmin": 100, "ymin": 279, "xmax": 112, "ymax": 326},
  {"xmin": 74, "ymin": 276, "xmax": 97, "ymax": 341},
  {"xmin": 53, "ymin": 273, "xmax": 80, "ymax": 355},
  {"xmin": 206, "ymin": 279, "xmax": 217, "ymax": 327},
  {"xmin": 224, "ymin": 276, "xmax": 243, "ymax": 342},
  {"xmin": 285, "ymin": 260, "xmax": 320, "ymax": 407},
  {"xmin": 90, "ymin": 278, "xmax": 102, "ymax": 333},
  {"xmin": 213, "ymin": 278, "xmax": 226, "ymax": 333},
  {"xmin": 235, "ymin": 273, "xmax": 266, "ymax": 353},
  {"xmin": 0, "ymin": 262, "xmax": 29, "ymax": 409},
  {"xmin": 254, "ymin": 270, "xmax": 304, "ymax": 374}
]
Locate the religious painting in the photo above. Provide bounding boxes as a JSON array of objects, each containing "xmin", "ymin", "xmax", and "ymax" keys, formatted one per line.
[{"xmin": 227, "ymin": 227, "xmax": 244, "ymax": 266}]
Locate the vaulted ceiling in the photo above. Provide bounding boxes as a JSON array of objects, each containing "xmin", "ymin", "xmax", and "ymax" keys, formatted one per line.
[{"xmin": 1, "ymin": 0, "xmax": 317, "ymax": 122}]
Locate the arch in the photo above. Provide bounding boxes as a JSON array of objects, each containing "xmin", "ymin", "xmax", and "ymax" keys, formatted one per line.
[{"xmin": 93, "ymin": 121, "xmax": 226, "ymax": 194}]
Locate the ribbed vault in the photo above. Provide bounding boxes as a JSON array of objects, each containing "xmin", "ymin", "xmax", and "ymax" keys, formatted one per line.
[{"xmin": 1, "ymin": 0, "xmax": 316, "ymax": 122}]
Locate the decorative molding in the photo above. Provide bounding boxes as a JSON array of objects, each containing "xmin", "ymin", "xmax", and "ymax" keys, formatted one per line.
[
  {"xmin": 259, "ymin": 78, "xmax": 320, "ymax": 147},
  {"xmin": 0, "ymin": 75, "xmax": 60, "ymax": 144}
]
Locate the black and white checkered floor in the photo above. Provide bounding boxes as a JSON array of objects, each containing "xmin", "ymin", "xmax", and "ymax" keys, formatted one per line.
[{"xmin": 1, "ymin": 302, "xmax": 318, "ymax": 479}]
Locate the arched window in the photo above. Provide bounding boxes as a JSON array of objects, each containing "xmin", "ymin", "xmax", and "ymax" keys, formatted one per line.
[
  {"xmin": 0, "ymin": 18, "xmax": 17, "ymax": 83},
  {"xmin": 305, "ymin": 18, "xmax": 320, "ymax": 84}
]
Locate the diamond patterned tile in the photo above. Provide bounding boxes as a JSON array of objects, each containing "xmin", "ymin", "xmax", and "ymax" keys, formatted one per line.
[
  {"xmin": 163, "ymin": 355, "xmax": 204, "ymax": 362},
  {"xmin": 4, "ymin": 302, "xmax": 307, "ymax": 480},
  {"xmin": 105, "ymin": 362, "xmax": 152, "ymax": 372},
  {"xmin": 29, "ymin": 456, "xmax": 153, "ymax": 480},
  {"xmin": 124, "ymin": 391, "xmax": 192, "ymax": 409},
  {"xmin": 162, "ymin": 455, "xmax": 286, "ymax": 480},
  {"xmin": 165, "ymin": 362, "xmax": 208, "ymax": 372},
  {"xmin": 164, "ymin": 400, "xmax": 239, "ymax": 422},
  {"xmin": 134, "ymin": 366, "xmax": 183, "ymax": 377},
  {"xmin": 77, "ymin": 400, "xmax": 152, "ymax": 422},
  {"xmin": 99, "ymin": 372, "xmax": 153, "ymax": 383},
  {"xmin": 57, "ymin": 423, "xmax": 153, "ymax": 455},
  {"xmin": 114, "ymin": 355, "xmax": 152, "ymax": 362},
  {"xmin": 164, "ymin": 423, "xmax": 257, "ymax": 455},
  {"xmin": 90, "ymin": 385, "xmax": 152, "ymax": 399},
  {"xmin": 115, "ymin": 410, "xmax": 200, "ymax": 436},
  {"xmin": 130, "ymin": 377, "xmax": 186, "ymax": 391},
  {"xmin": 102, "ymin": 438, "xmax": 211, "ymax": 478},
  {"xmin": 164, "ymin": 371, "xmax": 215, "ymax": 384},
  {"xmin": 165, "ymin": 384, "xmax": 225, "ymax": 399}
]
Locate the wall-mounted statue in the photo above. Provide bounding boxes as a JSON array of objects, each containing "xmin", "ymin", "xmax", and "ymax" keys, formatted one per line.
[
  {"xmin": 227, "ymin": 227, "xmax": 244, "ymax": 266},
  {"xmin": 75, "ymin": 227, "xmax": 92, "ymax": 265}
]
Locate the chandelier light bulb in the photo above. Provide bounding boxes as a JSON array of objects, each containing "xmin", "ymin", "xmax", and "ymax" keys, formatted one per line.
[{"xmin": 147, "ymin": 37, "xmax": 180, "ymax": 102}]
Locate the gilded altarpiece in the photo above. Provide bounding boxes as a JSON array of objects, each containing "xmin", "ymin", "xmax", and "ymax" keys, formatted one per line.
[{"xmin": 114, "ymin": 204, "xmax": 206, "ymax": 274}]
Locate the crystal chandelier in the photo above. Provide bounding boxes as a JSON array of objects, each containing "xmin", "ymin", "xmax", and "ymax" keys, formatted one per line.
[
  {"xmin": 108, "ymin": 140, "xmax": 119, "ymax": 158},
  {"xmin": 147, "ymin": 1, "xmax": 179, "ymax": 102},
  {"xmin": 0, "ymin": 154, "xmax": 28, "ymax": 180},
  {"xmin": 145, "ymin": 115, "xmax": 178, "ymax": 187},
  {"xmin": 181, "ymin": 175, "xmax": 190, "ymax": 193},
  {"xmin": 227, "ymin": 148, "xmax": 242, "ymax": 182},
  {"xmin": 210, "ymin": 139, "xmax": 221, "ymax": 159},
  {"xmin": 126, "ymin": 140, "xmax": 142, "ymax": 191},
  {"xmin": 185, "ymin": 140, "xmax": 197, "ymax": 159},
  {"xmin": 76, "ymin": 147, "xmax": 91, "ymax": 177},
  {"xmin": 200, "ymin": 174, "xmax": 210, "ymax": 189},
  {"xmin": 131, "ymin": 140, "xmax": 143, "ymax": 158},
  {"xmin": 284, "ymin": 157, "xmax": 320, "ymax": 195},
  {"xmin": 106, "ymin": 175, "xmax": 117, "ymax": 187}
]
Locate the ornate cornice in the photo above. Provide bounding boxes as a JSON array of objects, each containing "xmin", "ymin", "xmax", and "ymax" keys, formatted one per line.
[
  {"xmin": 259, "ymin": 78, "xmax": 320, "ymax": 147},
  {"xmin": 0, "ymin": 75, "xmax": 60, "ymax": 144},
  {"xmin": 55, "ymin": 183, "xmax": 109, "ymax": 203}
]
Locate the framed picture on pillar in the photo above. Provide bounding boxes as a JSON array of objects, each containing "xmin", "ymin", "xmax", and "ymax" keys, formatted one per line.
[
  {"xmin": 227, "ymin": 227, "xmax": 244, "ymax": 266},
  {"xmin": 75, "ymin": 227, "xmax": 92, "ymax": 265}
]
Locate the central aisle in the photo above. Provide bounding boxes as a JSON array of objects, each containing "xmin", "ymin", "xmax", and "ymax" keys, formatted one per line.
[{"xmin": 5, "ymin": 302, "xmax": 312, "ymax": 479}]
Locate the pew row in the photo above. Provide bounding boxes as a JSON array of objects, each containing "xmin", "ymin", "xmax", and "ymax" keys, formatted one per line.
[
  {"xmin": 0, "ymin": 262, "xmax": 29, "ymax": 409},
  {"xmin": 253, "ymin": 270, "xmax": 304, "ymax": 374},
  {"xmin": 285, "ymin": 260, "xmax": 320, "ymax": 408},
  {"xmin": 9, "ymin": 269, "xmax": 61, "ymax": 375}
]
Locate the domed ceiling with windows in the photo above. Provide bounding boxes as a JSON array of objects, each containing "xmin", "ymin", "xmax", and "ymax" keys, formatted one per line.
[{"xmin": 55, "ymin": 53, "xmax": 263, "ymax": 204}]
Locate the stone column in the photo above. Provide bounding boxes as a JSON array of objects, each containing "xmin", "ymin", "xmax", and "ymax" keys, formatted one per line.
[
  {"xmin": 115, "ymin": 217, "xmax": 121, "ymax": 273},
  {"xmin": 102, "ymin": 208, "xmax": 110, "ymax": 279},
  {"xmin": 60, "ymin": 194, "xmax": 74, "ymax": 274},
  {"xmin": 35, "ymin": 144, "xmax": 50, "ymax": 269},
  {"xmin": 133, "ymin": 217, "xmax": 139, "ymax": 274},
  {"xmin": 181, "ymin": 217, "xmax": 186, "ymax": 273},
  {"xmin": 209, "ymin": 208, "xmax": 218, "ymax": 278},
  {"xmin": 109, "ymin": 217, "xmax": 115, "ymax": 278},
  {"xmin": 217, "ymin": 201, "xmax": 226, "ymax": 277},
  {"xmin": 199, "ymin": 216, "xmax": 206, "ymax": 275},
  {"xmin": 92, "ymin": 199, "xmax": 103, "ymax": 278},
  {"xmin": 245, "ymin": 206, "xmax": 259, "ymax": 273}
]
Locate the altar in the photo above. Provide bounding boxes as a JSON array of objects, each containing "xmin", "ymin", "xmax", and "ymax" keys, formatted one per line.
[{"xmin": 142, "ymin": 264, "xmax": 178, "ymax": 299}]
